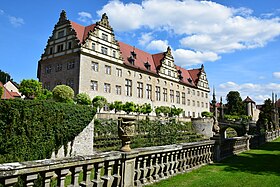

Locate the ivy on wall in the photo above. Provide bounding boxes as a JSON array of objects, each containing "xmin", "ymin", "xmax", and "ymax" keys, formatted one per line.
[{"xmin": 0, "ymin": 100, "xmax": 95, "ymax": 164}]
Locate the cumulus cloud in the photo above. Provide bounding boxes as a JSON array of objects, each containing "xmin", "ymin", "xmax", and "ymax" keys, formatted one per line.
[
  {"xmin": 97, "ymin": 0, "xmax": 280, "ymax": 61},
  {"xmin": 273, "ymin": 72, "xmax": 280, "ymax": 79},
  {"xmin": 146, "ymin": 39, "xmax": 168, "ymax": 51},
  {"xmin": 78, "ymin": 11, "xmax": 93, "ymax": 24},
  {"xmin": 138, "ymin": 32, "xmax": 153, "ymax": 46},
  {"xmin": 218, "ymin": 81, "xmax": 280, "ymax": 104},
  {"xmin": 8, "ymin": 16, "xmax": 25, "ymax": 27}
]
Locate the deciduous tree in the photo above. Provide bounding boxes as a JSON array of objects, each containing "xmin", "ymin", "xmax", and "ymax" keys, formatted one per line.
[
  {"xmin": 19, "ymin": 79, "xmax": 42, "ymax": 99},
  {"xmin": 52, "ymin": 85, "xmax": 74, "ymax": 103},
  {"xmin": 92, "ymin": 96, "xmax": 107, "ymax": 112},
  {"xmin": 226, "ymin": 91, "xmax": 246, "ymax": 115}
]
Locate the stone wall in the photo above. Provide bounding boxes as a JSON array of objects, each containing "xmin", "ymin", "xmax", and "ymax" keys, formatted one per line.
[{"xmin": 191, "ymin": 117, "xmax": 213, "ymax": 138}]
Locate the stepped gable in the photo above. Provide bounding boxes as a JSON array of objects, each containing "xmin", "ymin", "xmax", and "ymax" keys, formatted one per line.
[
  {"xmin": 118, "ymin": 41, "xmax": 158, "ymax": 74},
  {"xmin": 175, "ymin": 66, "xmax": 196, "ymax": 87},
  {"xmin": 70, "ymin": 21, "xmax": 96, "ymax": 44},
  {"xmin": 152, "ymin": 52, "xmax": 165, "ymax": 69}
]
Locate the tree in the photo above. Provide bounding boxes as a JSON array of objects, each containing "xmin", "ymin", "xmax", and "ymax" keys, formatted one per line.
[
  {"xmin": 141, "ymin": 103, "xmax": 153, "ymax": 115},
  {"xmin": 226, "ymin": 91, "xmax": 246, "ymax": 115},
  {"xmin": 92, "ymin": 96, "xmax": 107, "ymax": 112},
  {"xmin": 201, "ymin": 111, "xmax": 213, "ymax": 118},
  {"xmin": 75, "ymin": 93, "xmax": 91, "ymax": 105},
  {"xmin": 0, "ymin": 86, "xmax": 3, "ymax": 98},
  {"xmin": 109, "ymin": 101, "xmax": 123, "ymax": 113},
  {"xmin": 122, "ymin": 102, "xmax": 136, "ymax": 114},
  {"xmin": 52, "ymin": 85, "xmax": 74, "ymax": 103},
  {"xmin": 170, "ymin": 106, "xmax": 183, "ymax": 117},
  {"xmin": 155, "ymin": 106, "xmax": 171, "ymax": 117},
  {"xmin": 0, "ymin": 70, "xmax": 11, "ymax": 84},
  {"xmin": 19, "ymin": 79, "xmax": 42, "ymax": 99},
  {"xmin": 257, "ymin": 99, "xmax": 273, "ymax": 131},
  {"xmin": 36, "ymin": 89, "xmax": 53, "ymax": 100}
]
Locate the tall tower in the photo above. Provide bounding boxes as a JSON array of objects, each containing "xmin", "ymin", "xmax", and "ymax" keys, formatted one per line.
[{"xmin": 212, "ymin": 87, "xmax": 218, "ymax": 118}]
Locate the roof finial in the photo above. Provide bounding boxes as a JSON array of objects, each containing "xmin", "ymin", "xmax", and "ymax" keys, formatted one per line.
[
  {"xmin": 59, "ymin": 10, "xmax": 67, "ymax": 23},
  {"xmin": 98, "ymin": 13, "xmax": 112, "ymax": 30}
]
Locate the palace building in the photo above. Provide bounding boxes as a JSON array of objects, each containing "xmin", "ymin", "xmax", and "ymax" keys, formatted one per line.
[{"xmin": 37, "ymin": 10, "xmax": 210, "ymax": 117}]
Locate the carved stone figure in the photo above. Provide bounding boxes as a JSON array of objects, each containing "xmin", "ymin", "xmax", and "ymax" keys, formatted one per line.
[
  {"xmin": 212, "ymin": 116, "xmax": 220, "ymax": 134},
  {"xmin": 118, "ymin": 117, "xmax": 136, "ymax": 152}
]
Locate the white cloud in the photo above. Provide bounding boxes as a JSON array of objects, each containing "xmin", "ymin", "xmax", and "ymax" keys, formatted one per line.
[
  {"xmin": 8, "ymin": 16, "xmax": 24, "ymax": 27},
  {"xmin": 78, "ymin": 12, "xmax": 93, "ymax": 24},
  {"xmin": 138, "ymin": 32, "xmax": 153, "ymax": 46},
  {"xmin": 273, "ymin": 72, "xmax": 280, "ymax": 79},
  {"xmin": 0, "ymin": 9, "xmax": 4, "ymax": 15},
  {"xmin": 218, "ymin": 81, "xmax": 280, "ymax": 104},
  {"xmin": 146, "ymin": 39, "xmax": 168, "ymax": 51},
  {"xmin": 173, "ymin": 49, "xmax": 220, "ymax": 66}
]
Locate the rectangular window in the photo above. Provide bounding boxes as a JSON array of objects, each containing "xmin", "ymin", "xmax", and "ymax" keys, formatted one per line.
[
  {"xmin": 55, "ymin": 64, "xmax": 62, "ymax": 72},
  {"xmin": 116, "ymin": 68, "xmax": 122, "ymax": 77},
  {"xmin": 201, "ymin": 92, "xmax": 204, "ymax": 97},
  {"xmin": 206, "ymin": 103, "xmax": 208, "ymax": 108},
  {"xmin": 116, "ymin": 85, "xmax": 121, "ymax": 95},
  {"xmin": 57, "ymin": 44, "xmax": 64, "ymax": 52},
  {"xmin": 57, "ymin": 30, "xmax": 65, "ymax": 38},
  {"xmin": 176, "ymin": 91, "xmax": 180, "ymax": 104},
  {"xmin": 187, "ymin": 88, "xmax": 190, "ymax": 94},
  {"xmin": 92, "ymin": 43, "xmax": 95, "ymax": 50},
  {"xmin": 67, "ymin": 61, "xmax": 75, "ymax": 70},
  {"xmin": 156, "ymin": 86, "xmax": 161, "ymax": 101},
  {"xmin": 146, "ymin": 84, "xmax": 152, "ymax": 100},
  {"xmin": 163, "ymin": 88, "xmax": 167, "ymax": 102},
  {"xmin": 45, "ymin": 65, "xmax": 52, "ymax": 74},
  {"xmin": 101, "ymin": 46, "xmax": 108, "ymax": 55},
  {"xmin": 105, "ymin": 65, "xmax": 111, "ymax": 75},
  {"xmin": 92, "ymin": 62, "xmax": 99, "ymax": 72},
  {"xmin": 206, "ymin": 93, "xmax": 208, "ymax": 98},
  {"xmin": 49, "ymin": 47, "xmax": 53, "ymax": 54},
  {"xmin": 197, "ymin": 101, "xmax": 200, "ymax": 107},
  {"xmin": 187, "ymin": 99, "xmax": 190, "ymax": 106},
  {"xmin": 102, "ymin": 33, "xmax": 108, "ymax": 41},
  {"xmin": 113, "ymin": 50, "xmax": 116, "ymax": 58},
  {"xmin": 67, "ymin": 41, "xmax": 72, "ymax": 50},
  {"xmin": 197, "ymin": 91, "xmax": 200, "ymax": 97},
  {"xmin": 182, "ymin": 92, "xmax": 186, "ymax": 105},
  {"xmin": 66, "ymin": 79, "xmax": 74, "ymax": 89},
  {"xmin": 125, "ymin": 79, "xmax": 132, "ymax": 96},
  {"xmin": 104, "ymin": 83, "xmax": 111, "ymax": 93},
  {"xmin": 193, "ymin": 112, "xmax": 195, "ymax": 118},
  {"xmin": 170, "ymin": 89, "xmax": 174, "ymax": 103},
  {"xmin": 137, "ymin": 82, "xmax": 143, "ymax": 98},
  {"xmin": 193, "ymin": 100, "xmax": 195, "ymax": 106},
  {"xmin": 91, "ymin": 80, "xmax": 98, "ymax": 91},
  {"xmin": 201, "ymin": 102, "xmax": 204, "ymax": 108},
  {"xmin": 192, "ymin": 89, "xmax": 195, "ymax": 96}
]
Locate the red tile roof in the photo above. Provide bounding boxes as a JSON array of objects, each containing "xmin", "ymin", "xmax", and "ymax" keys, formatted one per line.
[
  {"xmin": 175, "ymin": 66, "xmax": 196, "ymax": 87},
  {"xmin": 152, "ymin": 52, "xmax": 165, "ymax": 69},
  {"xmin": 70, "ymin": 21, "xmax": 96, "ymax": 44},
  {"xmin": 188, "ymin": 69, "xmax": 201, "ymax": 85},
  {"xmin": 243, "ymin": 96, "xmax": 255, "ymax": 103},
  {"xmin": 0, "ymin": 82, "xmax": 17, "ymax": 99}
]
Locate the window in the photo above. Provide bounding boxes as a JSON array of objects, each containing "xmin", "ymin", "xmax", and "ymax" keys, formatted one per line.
[
  {"xmin": 113, "ymin": 50, "xmax": 116, "ymax": 58},
  {"xmin": 67, "ymin": 42, "xmax": 72, "ymax": 50},
  {"xmin": 57, "ymin": 44, "xmax": 64, "ymax": 52},
  {"xmin": 206, "ymin": 103, "xmax": 208, "ymax": 108},
  {"xmin": 192, "ymin": 100, "xmax": 195, "ymax": 106},
  {"xmin": 57, "ymin": 30, "xmax": 65, "ymax": 38},
  {"xmin": 193, "ymin": 112, "xmax": 196, "ymax": 118},
  {"xmin": 206, "ymin": 93, "xmax": 208, "ymax": 98},
  {"xmin": 163, "ymin": 88, "xmax": 167, "ymax": 102},
  {"xmin": 176, "ymin": 91, "xmax": 180, "ymax": 104},
  {"xmin": 66, "ymin": 79, "xmax": 74, "ymax": 89},
  {"xmin": 187, "ymin": 88, "xmax": 190, "ymax": 94},
  {"xmin": 137, "ymin": 82, "xmax": 143, "ymax": 98},
  {"xmin": 146, "ymin": 84, "xmax": 152, "ymax": 100},
  {"xmin": 44, "ymin": 82, "xmax": 50, "ymax": 90},
  {"xmin": 92, "ymin": 43, "xmax": 95, "ymax": 50},
  {"xmin": 67, "ymin": 61, "xmax": 75, "ymax": 70},
  {"xmin": 197, "ymin": 101, "xmax": 200, "ymax": 107},
  {"xmin": 170, "ymin": 90, "xmax": 174, "ymax": 103},
  {"xmin": 201, "ymin": 102, "xmax": 204, "ymax": 108},
  {"xmin": 91, "ymin": 81, "xmax": 98, "ymax": 91},
  {"xmin": 104, "ymin": 83, "xmax": 111, "ymax": 93},
  {"xmin": 92, "ymin": 62, "xmax": 98, "ymax": 72},
  {"xmin": 182, "ymin": 93, "xmax": 186, "ymax": 105},
  {"xmin": 49, "ymin": 47, "xmax": 53, "ymax": 54},
  {"xmin": 197, "ymin": 91, "xmax": 200, "ymax": 97},
  {"xmin": 45, "ymin": 65, "xmax": 52, "ymax": 74},
  {"xmin": 101, "ymin": 46, "xmax": 108, "ymax": 55},
  {"xmin": 192, "ymin": 89, "xmax": 195, "ymax": 96},
  {"xmin": 168, "ymin": 70, "xmax": 171, "ymax": 76},
  {"xmin": 116, "ymin": 68, "xmax": 122, "ymax": 77},
  {"xmin": 187, "ymin": 99, "xmax": 190, "ymax": 106},
  {"xmin": 156, "ymin": 86, "xmax": 161, "ymax": 101},
  {"xmin": 201, "ymin": 92, "xmax": 204, "ymax": 97},
  {"xmin": 105, "ymin": 65, "xmax": 111, "ymax": 75},
  {"xmin": 116, "ymin": 85, "xmax": 121, "ymax": 95},
  {"xmin": 55, "ymin": 64, "xmax": 62, "ymax": 72},
  {"xmin": 125, "ymin": 79, "xmax": 132, "ymax": 96},
  {"xmin": 102, "ymin": 33, "xmax": 108, "ymax": 41}
]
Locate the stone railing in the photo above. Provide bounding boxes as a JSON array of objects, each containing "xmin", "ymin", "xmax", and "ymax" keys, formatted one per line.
[
  {"xmin": 220, "ymin": 136, "xmax": 249, "ymax": 159},
  {"xmin": 0, "ymin": 140, "xmax": 214, "ymax": 187}
]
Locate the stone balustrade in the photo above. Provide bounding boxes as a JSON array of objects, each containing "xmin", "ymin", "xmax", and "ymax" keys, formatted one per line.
[{"xmin": 0, "ymin": 140, "xmax": 214, "ymax": 187}]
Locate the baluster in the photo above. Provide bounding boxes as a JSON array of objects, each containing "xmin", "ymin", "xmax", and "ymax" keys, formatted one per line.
[
  {"xmin": 24, "ymin": 173, "xmax": 38, "ymax": 187},
  {"xmin": 42, "ymin": 171, "xmax": 54, "ymax": 187},
  {"xmin": 201, "ymin": 146, "xmax": 206, "ymax": 164},
  {"xmin": 92, "ymin": 162, "xmax": 104, "ymax": 187},
  {"xmin": 164, "ymin": 152, "xmax": 170, "ymax": 177},
  {"xmin": 189, "ymin": 148, "xmax": 194, "ymax": 169},
  {"xmin": 113, "ymin": 159, "xmax": 121, "ymax": 187},
  {"xmin": 153, "ymin": 154, "xmax": 160, "ymax": 181},
  {"xmin": 1, "ymin": 177, "xmax": 18, "ymax": 187},
  {"xmin": 55, "ymin": 168, "xmax": 69, "ymax": 187},
  {"xmin": 70, "ymin": 166, "xmax": 82, "ymax": 187},
  {"xmin": 193, "ymin": 147, "xmax": 198, "ymax": 166},
  {"xmin": 197, "ymin": 147, "xmax": 202, "ymax": 165},
  {"xmin": 169, "ymin": 152, "xmax": 175, "ymax": 176},
  {"xmin": 147, "ymin": 154, "xmax": 155, "ymax": 183},
  {"xmin": 101, "ymin": 160, "xmax": 114, "ymax": 187},
  {"xmin": 174, "ymin": 151, "xmax": 180, "ymax": 174},
  {"xmin": 134, "ymin": 157, "xmax": 142, "ymax": 187},
  {"xmin": 159, "ymin": 153, "xmax": 165, "ymax": 179},
  {"xmin": 140, "ymin": 156, "xmax": 148, "ymax": 184},
  {"xmin": 80, "ymin": 164, "xmax": 94, "ymax": 187},
  {"xmin": 181, "ymin": 150, "xmax": 187, "ymax": 172}
]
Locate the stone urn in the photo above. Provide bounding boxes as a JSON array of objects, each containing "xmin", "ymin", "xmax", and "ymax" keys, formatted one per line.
[{"xmin": 118, "ymin": 116, "xmax": 136, "ymax": 152}]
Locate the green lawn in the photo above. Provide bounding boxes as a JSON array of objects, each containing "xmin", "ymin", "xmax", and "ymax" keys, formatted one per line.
[{"xmin": 149, "ymin": 137, "xmax": 280, "ymax": 187}]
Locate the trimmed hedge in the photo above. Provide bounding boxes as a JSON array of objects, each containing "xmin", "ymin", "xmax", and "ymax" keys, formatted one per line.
[{"xmin": 0, "ymin": 99, "xmax": 96, "ymax": 164}]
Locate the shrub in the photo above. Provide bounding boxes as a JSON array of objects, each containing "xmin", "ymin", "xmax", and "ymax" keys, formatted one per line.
[
  {"xmin": 201, "ymin": 111, "xmax": 213, "ymax": 118},
  {"xmin": 52, "ymin": 85, "xmax": 74, "ymax": 103},
  {"xmin": 92, "ymin": 96, "xmax": 107, "ymax": 112},
  {"xmin": 75, "ymin": 93, "xmax": 91, "ymax": 105},
  {"xmin": 19, "ymin": 79, "xmax": 42, "ymax": 99}
]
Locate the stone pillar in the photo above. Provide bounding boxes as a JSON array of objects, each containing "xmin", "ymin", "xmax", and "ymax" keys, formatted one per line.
[
  {"xmin": 210, "ymin": 135, "xmax": 222, "ymax": 162},
  {"xmin": 120, "ymin": 152, "xmax": 138, "ymax": 187}
]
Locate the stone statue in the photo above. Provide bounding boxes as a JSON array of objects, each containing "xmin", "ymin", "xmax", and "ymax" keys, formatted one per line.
[{"xmin": 212, "ymin": 116, "xmax": 220, "ymax": 134}]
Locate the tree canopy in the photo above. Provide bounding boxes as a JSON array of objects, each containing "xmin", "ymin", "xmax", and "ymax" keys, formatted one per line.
[
  {"xmin": 52, "ymin": 85, "xmax": 74, "ymax": 103},
  {"xmin": 19, "ymin": 79, "xmax": 42, "ymax": 99},
  {"xmin": 0, "ymin": 70, "xmax": 11, "ymax": 84},
  {"xmin": 75, "ymin": 93, "xmax": 91, "ymax": 105},
  {"xmin": 92, "ymin": 96, "xmax": 107, "ymax": 112},
  {"xmin": 226, "ymin": 91, "xmax": 246, "ymax": 115},
  {"xmin": 0, "ymin": 87, "xmax": 3, "ymax": 98}
]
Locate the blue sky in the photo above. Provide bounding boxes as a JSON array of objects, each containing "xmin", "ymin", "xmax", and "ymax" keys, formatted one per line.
[{"xmin": 1, "ymin": 0, "xmax": 280, "ymax": 104}]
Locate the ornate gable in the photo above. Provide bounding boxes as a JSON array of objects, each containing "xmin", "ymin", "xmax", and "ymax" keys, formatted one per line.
[{"xmin": 197, "ymin": 64, "xmax": 210, "ymax": 91}]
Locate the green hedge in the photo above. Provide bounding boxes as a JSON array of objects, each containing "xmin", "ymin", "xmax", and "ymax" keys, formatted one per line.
[{"xmin": 0, "ymin": 99, "xmax": 96, "ymax": 164}]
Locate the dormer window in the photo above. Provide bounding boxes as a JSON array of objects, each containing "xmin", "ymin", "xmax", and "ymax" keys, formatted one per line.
[
  {"xmin": 144, "ymin": 61, "xmax": 151, "ymax": 70},
  {"xmin": 187, "ymin": 78, "xmax": 192, "ymax": 83},
  {"xmin": 131, "ymin": 51, "xmax": 137, "ymax": 59},
  {"xmin": 128, "ymin": 56, "xmax": 135, "ymax": 65},
  {"xmin": 178, "ymin": 69, "xmax": 182, "ymax": 74},
  {"xmin": 179, "ymin": 74, "xmax": 183, "ymax": 80}
]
